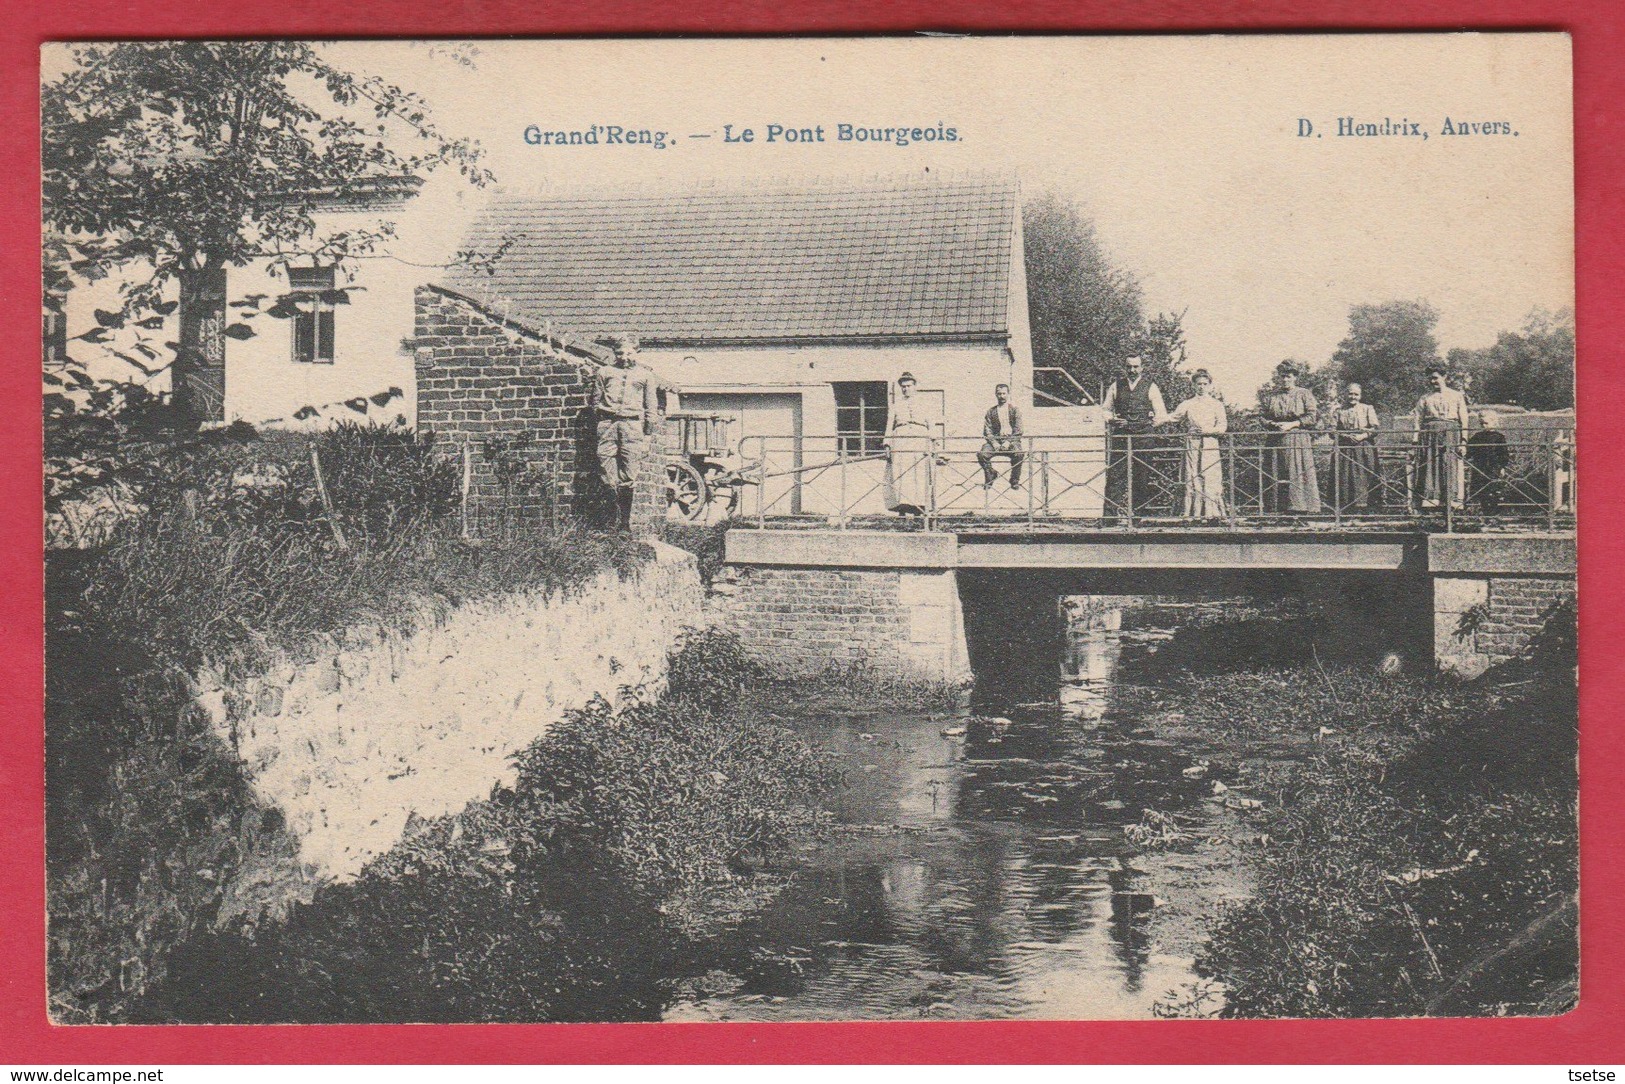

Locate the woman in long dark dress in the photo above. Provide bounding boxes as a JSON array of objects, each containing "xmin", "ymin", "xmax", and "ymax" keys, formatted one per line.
[
  {"xmin": 1332, "ymin": 381, "xmax": 1381, "ymax": 513},
  {"xmin": 1260, "ymin": 361, "xmax": 1321, "ymax": 514}
]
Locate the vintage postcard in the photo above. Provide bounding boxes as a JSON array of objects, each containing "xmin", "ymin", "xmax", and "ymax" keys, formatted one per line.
[{"xmin": 40, "ymin": 34, "xmax": 1575, "ymax": 1024}]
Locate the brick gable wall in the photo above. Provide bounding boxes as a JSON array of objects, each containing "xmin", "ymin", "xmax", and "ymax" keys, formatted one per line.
[{"xmin": 412, "ymin": 285, "xmax": 667, "ymax": 535}]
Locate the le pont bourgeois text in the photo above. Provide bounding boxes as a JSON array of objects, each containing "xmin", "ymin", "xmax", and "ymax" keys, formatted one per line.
[{"xmin": 522, "ymin": 122, "xmax": 961, "ymax": 151}]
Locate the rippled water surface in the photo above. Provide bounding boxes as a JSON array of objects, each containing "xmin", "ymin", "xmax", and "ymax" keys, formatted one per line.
[{"xmin": 665, "ymin": 601, "xmax": 1290, "ymax": 1021}]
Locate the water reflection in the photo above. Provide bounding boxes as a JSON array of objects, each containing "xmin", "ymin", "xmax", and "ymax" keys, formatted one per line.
[{"xmin": 665, "ymin": 600, "xmax": 1230, "ymax": 1022}]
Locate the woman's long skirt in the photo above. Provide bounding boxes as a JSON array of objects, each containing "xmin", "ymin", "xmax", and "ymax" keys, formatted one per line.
[
  {"xmin": 1267, "ymin": 430, "xmax": 1320, "ymax": 513},
  {"xmin": 1413, "ymin": 418, "xmax": 1462, "ymax": 508},
  {"xmin": 1334, "ymin": 437, "xmax": 1380, "ymax": 511},
  {"xmin": 885, "ymin": 433, "xmax": 931, "ymax": 512},
  {"xmin": 1183, "ymin": 435, "xmax": 1226, "ymax": 518}
]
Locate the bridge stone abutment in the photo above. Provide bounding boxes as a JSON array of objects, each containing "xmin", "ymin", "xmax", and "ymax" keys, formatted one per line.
[
  {"xmin": 713, "ymin": 531, "xmax": 972, "ymax": 684},
  {"xmin": 1428, "ymin": 534, "xmax": 1576, "ymax": 680}
]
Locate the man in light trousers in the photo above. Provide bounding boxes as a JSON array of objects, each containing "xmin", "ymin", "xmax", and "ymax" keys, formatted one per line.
[{"xmin": 591, "ymin": 333, "xmax": 660, "ymax": 531}]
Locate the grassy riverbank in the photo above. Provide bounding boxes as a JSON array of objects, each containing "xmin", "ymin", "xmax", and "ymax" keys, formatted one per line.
[
  {"xmin": 46, "ymin": 423, "xmax": 646, "ymax": 1022},
  {"xmin": 129, "ymin": 629, "xmax": 836, "ymax": 1022},
  {"xmin": 1122, "ymin": 602, "xmax": 1578, "ymax": 1017}
]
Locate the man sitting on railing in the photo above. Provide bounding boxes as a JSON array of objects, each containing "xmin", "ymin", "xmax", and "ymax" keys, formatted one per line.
[{"xmin": 978, "ymin": 383, "xmax": 1025, "ymax": 491}]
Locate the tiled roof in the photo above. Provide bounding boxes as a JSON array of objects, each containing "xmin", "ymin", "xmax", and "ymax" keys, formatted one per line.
[{"xmin": 440, "ymin": 175, "xmax": 1019, "ymax": 343}]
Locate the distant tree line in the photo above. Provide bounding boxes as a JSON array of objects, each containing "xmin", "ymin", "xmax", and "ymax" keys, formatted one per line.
[
  {"xmin": 1024, "ymin": 193, "xmax": 1572, "ymax": 419},
  {"xmin": 1257, "ymin": 301, "xmax": 1573, "ymax": 417}
]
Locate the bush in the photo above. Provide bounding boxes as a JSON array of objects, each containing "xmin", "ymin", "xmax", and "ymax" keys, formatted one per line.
[{"xmin": 47, "ymin": 420, "xmax": 647, "ymax": 1021}]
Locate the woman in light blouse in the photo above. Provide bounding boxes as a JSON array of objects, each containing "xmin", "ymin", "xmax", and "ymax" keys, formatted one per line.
[
  {"xmin": 1157, "ymin": 368, "xmax": 1228, "ymax": 519},
  {"xmin": 1412, "ymin": 363, "xmax": 1470, "ymax": 510},
  {"xmin": 885, "ymin": 371, "xmax": 935, "ymax": 515}
]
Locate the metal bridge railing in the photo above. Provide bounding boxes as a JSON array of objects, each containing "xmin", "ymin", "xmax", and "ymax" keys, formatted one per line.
[{"xmin": 733, "ymin": 429, "xmax": 1576, "ymax": 531}]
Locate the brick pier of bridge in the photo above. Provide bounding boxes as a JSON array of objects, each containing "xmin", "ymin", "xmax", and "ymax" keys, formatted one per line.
[{"xmin": 710, "ymin": 528, "xmax": 1576, "ymax": 682}]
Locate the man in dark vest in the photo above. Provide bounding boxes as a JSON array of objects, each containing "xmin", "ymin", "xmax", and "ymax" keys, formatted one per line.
[
  {"xmin": 977, "ymin": 382, "xmax": 1025, "ymax": 489},
  {"xmin": 1103, "ymin": 355, "xmax": 1167, "ymax": 518}
]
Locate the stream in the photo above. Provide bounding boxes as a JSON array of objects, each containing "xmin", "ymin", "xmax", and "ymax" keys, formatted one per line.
[{"xmin": 664, "ymin": 600, "xmax": 1302, "ymax": 1021}]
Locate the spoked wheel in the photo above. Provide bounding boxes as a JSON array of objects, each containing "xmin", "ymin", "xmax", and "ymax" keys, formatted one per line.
[{"xmin": 665, "ymin": 461, "xmax": 711, "ymax": 521}]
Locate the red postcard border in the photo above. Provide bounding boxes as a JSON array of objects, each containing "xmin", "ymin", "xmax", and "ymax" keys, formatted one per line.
[{"xmin": 3, "ymin": 0, "xmax": 1620, "ymax": 1064}]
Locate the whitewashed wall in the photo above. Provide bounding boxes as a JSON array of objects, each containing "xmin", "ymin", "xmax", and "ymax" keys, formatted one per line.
[{"xmin": 192, "ymin": 542, "xmax": 704, "ymax": 881}]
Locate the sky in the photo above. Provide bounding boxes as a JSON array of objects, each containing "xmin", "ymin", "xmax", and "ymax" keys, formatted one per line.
[{"xmin": 269, "ymin": 37, "xmax": 1574, "ymax": 398}]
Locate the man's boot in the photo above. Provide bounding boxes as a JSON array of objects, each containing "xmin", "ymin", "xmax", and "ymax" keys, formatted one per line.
[{"xmin": 617, "ymin": 488, "xmax": 635, "ymax": 533}]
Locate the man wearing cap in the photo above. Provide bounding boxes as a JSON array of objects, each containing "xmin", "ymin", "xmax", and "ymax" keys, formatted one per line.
[{"xmin": 590, "ymin": 333, "xmax": 660, "ymax": 530}]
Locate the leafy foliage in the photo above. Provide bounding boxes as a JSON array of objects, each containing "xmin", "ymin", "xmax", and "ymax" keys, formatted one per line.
[
  {"xmin": 45, "ymin": 424, "xmax": 647, "ymax": 1021},
  {"xmin": 1328, "ymin": 300, "xmax": 1443, "ymax": 414},
  {"xmin": 42, "ymin": 42, "xmax": 491, "ymax": 420},
  {"xmin": 1447, "ymin": 307, "xmax": 1575, "ymax": 411},
  {"xmin": 1023, "ymin": 192, "xmax": 1146, "ymax": 402},
  {"xmin": 1139, "ymin": 310, "xmax": 1196, "ymax": 406},
  {"xmin": 132, "ymin": 633, "xmax": 837, "ymax": 1023},
  {"xmin": 1129, "ymin": 603, "xmax": 1579, "ymax": 1018}
]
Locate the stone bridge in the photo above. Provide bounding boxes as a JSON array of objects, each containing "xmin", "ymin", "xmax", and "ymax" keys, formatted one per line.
[{"xmin": 711, "ymin": 527, "xmax": 1576, "ymax": 682}]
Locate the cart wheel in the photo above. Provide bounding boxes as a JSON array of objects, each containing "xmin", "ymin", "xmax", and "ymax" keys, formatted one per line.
[{"xmin": 665, "ymin": 461, "xmax": 710, "ymax": 521}]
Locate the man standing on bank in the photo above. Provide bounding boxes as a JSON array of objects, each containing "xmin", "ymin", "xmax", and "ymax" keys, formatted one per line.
[
  {"xmin": 1103, "ymin": 354, "xmax": 1167, "ymax": 519},
  {"xmin": 591, "ymin": 333, "xmax": 660, "ymax": 531},
  {"xmin": 978, "ymin": 382, "xmax": 1025, "ymax": 491}
]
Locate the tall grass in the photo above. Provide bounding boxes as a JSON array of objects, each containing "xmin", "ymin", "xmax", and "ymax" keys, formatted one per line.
[{"xmin": 1140, "ymin": 602, "xmax": 1578, "ymax": 1018}]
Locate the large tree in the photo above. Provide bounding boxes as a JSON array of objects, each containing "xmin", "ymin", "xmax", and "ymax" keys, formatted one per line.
[
  {"xmin": 1446, "ymin": 307, "xmax": 1575, "ymax": 411},
  {"xmin": 43, "ymin": 42, "xmax": 490, "ymax": 424},
  {"xmin": 1328, "ymin": 299, "xmax": 1443, "ymax": 413},
  {"xmin": 1023, "ymin": 192, "xmax": 1146, "ymax": 405}
]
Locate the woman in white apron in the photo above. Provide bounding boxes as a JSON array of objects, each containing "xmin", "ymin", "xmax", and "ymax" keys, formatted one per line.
[
  {"xmin": 885, "ymin": 372, "xmax": 935, "ymax": 515},
  {"xmin": 1158, "ymin": 368, "xmax": 1229, "ymax": 519}
]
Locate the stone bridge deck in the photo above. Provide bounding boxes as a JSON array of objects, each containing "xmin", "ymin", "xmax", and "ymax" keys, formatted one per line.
[{"xmin": 714, "ymin": 526, "xmax": 1576, "ymax": 682}]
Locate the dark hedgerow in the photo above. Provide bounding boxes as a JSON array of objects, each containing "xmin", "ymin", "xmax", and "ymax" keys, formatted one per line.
[{"xmin": 47, "ymin": 420, "xmax": 647, "ymax": 1022}]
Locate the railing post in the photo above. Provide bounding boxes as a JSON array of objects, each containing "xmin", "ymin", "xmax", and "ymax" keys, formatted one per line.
[
  {"xmin": 1445, "ymin": 438, "xmax": 1455, "ymax": 534},
  {"xmin": 925, "ymin": 436, "xmax": 937, "ymax": 532},
  {"xmin": 1257, "ymin": 439, "xmax": 1265, "ymax": 522},
  {"xmin": 1125, "ymin": 433, "xmax": 1135, "ymax": 532},
  {"xmin": 1547, "ymin": 435, "xmax": 1558, "ymax": 530},
  {"xmin": 1225, "ymin": 434, "xmax": 1238, "ymax": 531},
  {"xmin": 1332, "ymin": 432, "xmax": 1342, "ymax": 528},
  {"xmin": 838, "ymin": 442, "xmax": 848, "ymax": 530},
  {"xmin": 1027, "ymin": 438, "xmax": 1036, "ymax": 528},
  {"xmin": 757, "ymin": 441, "xmax": 766, "ymax": 529}
]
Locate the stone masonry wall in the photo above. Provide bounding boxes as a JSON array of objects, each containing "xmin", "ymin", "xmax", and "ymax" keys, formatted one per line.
[
  {"xmin": 712, "ymin": 563, "xmax": 971, "ymax": 683},
  {"xmin": 195, "ymin": 542, "xmax": 703, "ymax": 881},
  {"xmin": 1434, "ymin": 572, "xmax": 1575, "ymax": 679}
]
